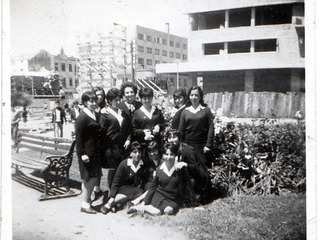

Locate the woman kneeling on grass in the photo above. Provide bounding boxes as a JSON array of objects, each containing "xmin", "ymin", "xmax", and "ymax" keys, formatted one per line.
[
  {"xmin": 101, "ymin": 141, "xmax": 147, "ymax": 214},
  {"xmin": 128, "ymin": 143, "xmax": 187, "ymax": 216}
]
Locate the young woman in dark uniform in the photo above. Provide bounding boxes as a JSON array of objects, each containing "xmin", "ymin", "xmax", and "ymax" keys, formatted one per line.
[
  {"xmin": 75, "ymin": 91, "xmax": 101, "ymax": 214},
  {"xmin": 132, "ymin": 87, "xmax": 165, "ymax": 161},
  {"xmin": 100, "ymin": 142, "xmax": 147, "ymax": 214},
  {"xmin": 99, "ymin": 88, "xmax": 131, "ymax": 190}
]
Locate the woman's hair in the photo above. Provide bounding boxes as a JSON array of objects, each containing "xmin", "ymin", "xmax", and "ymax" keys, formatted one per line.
[
  {"xmin": 106, "ymin": 88, "xmax": 123, "ymax": 104},
  {"xmin": 163, "ymin": 142, "xmax": 179, "ymax": 156},
  {"xmin": 92, "ymin": 86, "xmax": 106, "ymax": 108},
  {"xmin": 120, "ymin": 81, "xmax": 138, "ymax": 95},
  {"xmin": 131, "ymin": 141, "xmax": 141, "ymax": 152},
  {"xmin": 81, "ymin": 91, "xmax": 98, "ymax": 106},
  {"xmin": 147, "ymin": 141, "xmax": 158, "ymax": 152},
  {"xmin": 186, "ymin": 86, "xmax": 207, "ymax": 107},
  {"xmin": 173, "ymin": 88, "xmax": 187, "ymax": 99},
  {"xmin": 139, "ymin": 87, "xmax": 154, "ymax": 99},
  {"xmin": 64, "ymin": 103, "xmax": 69, "ymax": 108}
]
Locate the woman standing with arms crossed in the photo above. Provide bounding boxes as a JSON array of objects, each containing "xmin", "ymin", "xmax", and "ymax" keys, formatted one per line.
[{"xmin": 75, "ymin": 91, "xmax": 102, "ymax": 214}]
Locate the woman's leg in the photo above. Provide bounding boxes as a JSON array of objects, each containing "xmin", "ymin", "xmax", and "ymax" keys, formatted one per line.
[
  {"xmin": 144, "ymin": 205, "xmax": 161, "ymax": 215},
  {"xmin": 163, "ymin": 206, "xmax": 174, "ymax": 215},
  {"xmin": 81, "ymin": 177, "xmax": 98, "ymax": 208},
  {"xmin": 131, "ymin": 191, "xmax": 148, "ymax": 205}
]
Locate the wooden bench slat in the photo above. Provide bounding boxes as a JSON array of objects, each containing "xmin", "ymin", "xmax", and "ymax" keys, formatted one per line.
[
  {"xmin": 20, "ymin": 132, "xmax": 73, "ymax": 143},
  {"xmin": 12, "ymin": 159, "xmax": 45, "ymax": 170},
  {"xmin": 18, "ymin": 143, "xmax": 65, "ymax": 155},
  {"xmin": 12, "ymin": 155, "xmax": 48, "ymax": 167},
  {"xmin": 20, "ymin": 137, "xmax": 71, "ymax": 151}
]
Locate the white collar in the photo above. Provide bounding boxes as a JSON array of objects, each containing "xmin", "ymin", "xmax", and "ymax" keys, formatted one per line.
[
  {"xmin": 140, "ymin": 105, "xmax": 156, "ymax": 120},
  {"xmin": 107, "ymin": 106, "xmax": 123, "ymax": 126},
  {"xmin": 125, "ymin": 101, "xmax": 135, "ymax": 111},
  {"xmin": 83, "ymin": 107, "xmax": 96, "ymax": 121},
  {"xmin": 186, "ymin": 105, "xmax": 205, "ymax": 114},
  {"xmin": 127, "ymin": 158, "xmax": 144, "ymax": 173},
  {"xmin": 160, "ymin": 158, "xmax": 178, "ymax": 177}
]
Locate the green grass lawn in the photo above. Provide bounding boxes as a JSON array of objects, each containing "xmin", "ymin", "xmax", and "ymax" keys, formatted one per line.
[{"xmin": 144, "ymin": 193, "xmax": 306, "ymax": 240}]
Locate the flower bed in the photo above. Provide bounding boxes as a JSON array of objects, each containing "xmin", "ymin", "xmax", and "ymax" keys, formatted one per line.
[{"xmin": 210, "ymin": 118, "xmax": 306, "ymax": 196}]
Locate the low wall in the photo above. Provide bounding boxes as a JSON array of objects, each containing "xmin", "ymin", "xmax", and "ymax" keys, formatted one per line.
[{"xmin": 204, "ymin": 92, "xmax": 305, "ymax": 118}]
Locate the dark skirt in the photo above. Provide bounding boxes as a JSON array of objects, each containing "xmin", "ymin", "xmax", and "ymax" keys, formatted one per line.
[
  {"xmin": 78, "ymin": 155, "xmax": 102, "ymax": 181},
  {"xmin": 150, "ymin": 191, "xmax": 179, "ymax": 213},
  {"xmin": 117, "ymin": 185, "xmax": 144, "ymax": 200},
  {"xmin": 103, "ymin": 144, "xmax": 123, "ymax": 168}
]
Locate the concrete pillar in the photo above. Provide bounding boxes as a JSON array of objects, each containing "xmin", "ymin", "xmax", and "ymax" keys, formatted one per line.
[
  {"xmin": 251, "ymin": 7, "xmax": 256, "ymax": 26},
  {"xmin": 225, "ymin": 10, "xmax": 229, "ymax": 28},
  {"xmin": 290, "ymin": 69, "xmax": 300, "ymax": 92},
  {"xmin": 250, "ymin": 40, "xmax": 254, "ymax": 53},
  {"xmin": 245, "ymin": 70, "xmax": 254, "ymax": 92}
]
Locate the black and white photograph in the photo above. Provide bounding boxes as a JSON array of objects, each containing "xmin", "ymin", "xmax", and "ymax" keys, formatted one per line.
[{"xmin": 3, "ymin": 0, "xmax": 317, "ymax": 239}]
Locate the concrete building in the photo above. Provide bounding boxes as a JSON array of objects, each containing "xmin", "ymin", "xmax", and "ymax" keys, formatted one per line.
[
  {"xmin": 28, "ymin": 49, "xmax": 79, "ymax": 94},
  {"xmin": 156, "ymin": 0, "xmax": 305, "ymax": 94}
]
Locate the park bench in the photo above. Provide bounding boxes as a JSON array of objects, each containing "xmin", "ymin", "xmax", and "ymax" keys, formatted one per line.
[{"xmin": 12, "ymin": 132, "xmax": 79, "ymax": 201}]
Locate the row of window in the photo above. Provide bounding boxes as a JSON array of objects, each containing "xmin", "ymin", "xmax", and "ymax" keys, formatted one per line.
[
  {"xmin": 54, "ymin": 62, "xmax": 77, "ymax": 72},
  {"xmin": 203, "ymin": 39, "xmax": 278, "ymax": 55},
  {"xmin": 61, "ymin": 77, "xmax": 79, "ymax": 88},
  {"xmin": 138, "ymin": 46, "xmax": 187, "ymax": 59},
  {"xmin": 137, "ymin": 33, "xmax": 187, "ymax": 49},
  {"xmin": 138, "ymin": 58, "xmax": 169, "ymax": 66}
]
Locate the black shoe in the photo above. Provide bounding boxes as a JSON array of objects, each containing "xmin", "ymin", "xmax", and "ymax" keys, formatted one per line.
[
  {"xmin": 100, "ymin": 205, "xmax": 111, "ymax": 215},
  {"xmin": 81, "ymin": 206, "xmax": 97, "ymax": 214},
  {"xmin": 91, "ymin": 190, "xmax": 104, "ymax": 203}
]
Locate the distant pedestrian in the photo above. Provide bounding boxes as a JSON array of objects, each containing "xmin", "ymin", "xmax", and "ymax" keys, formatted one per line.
[
  {"xmin": 70, "ymin": 101, "xmax": 81, "ymax": 123},
  {"xmin": 52, "ymin": 100, "xmax": 66, "ymax": 137},
  {"xmin": 64, "ymin": 103, "xmax": 71, "ymax": 122},
  {"xmin": 11, "ymin": 106, "xmax": 22, "ymax": 148}
]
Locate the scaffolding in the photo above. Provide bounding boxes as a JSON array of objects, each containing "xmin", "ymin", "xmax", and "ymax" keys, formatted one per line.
[{"xmin": 76, "ymin": 23, "xmax": 129, "ymax": 91}]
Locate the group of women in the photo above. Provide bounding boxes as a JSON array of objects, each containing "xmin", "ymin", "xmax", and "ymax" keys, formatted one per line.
[{"xmin": 75, "ymin": 82, "xmax": 215, "ymax": 215}]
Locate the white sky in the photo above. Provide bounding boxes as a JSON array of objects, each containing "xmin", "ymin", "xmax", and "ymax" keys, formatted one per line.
[{"xmin": 10, "ymin": 0, "xmax": 192, "ymax": 58}]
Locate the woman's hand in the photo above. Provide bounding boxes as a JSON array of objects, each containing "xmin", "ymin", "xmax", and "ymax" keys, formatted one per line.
[
  {"xmin": 123, "ymin": 140, "xmax": 130, "ymax": 149},
  {"xmin": 203, "ymin": 146, "xmax": 211, "ymax": 153},
  {"xmin": 81, "ymin": 155, "xmax": 90, "ymax": 163},
  {"xmin": 152, "ymin": 125, "xmax": 160, "ymax": 134},
  {"xmin": 143, "ymin": 129, "xmax": 154, "ymax": 140}
]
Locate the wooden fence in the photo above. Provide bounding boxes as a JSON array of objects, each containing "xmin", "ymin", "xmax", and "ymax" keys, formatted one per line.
[{"xmin": 204, "ymin": 92, "xmax": 305, "ymax": 118}]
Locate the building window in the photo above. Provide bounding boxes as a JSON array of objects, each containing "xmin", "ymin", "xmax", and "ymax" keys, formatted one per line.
[
  {"xmin": 147, "ymin": 59, "xmax": 152, "ymax": 65},
  {"xmin": 170, "ymin": 40, "xmax": 174, "ymax": 47},
  {"xmin": 176, "ymin": 53, "xmax": 181, "ymax": 59},
  {"xmin": 69, "ymin": 64, "xmax": 73, "ymax": 72},
  {"xmin": 228, "ymin": 41, "xmax": 251, "ymax": 54},
  {"xmin": 155, "ymin": 60, "xmax": 160, "ymax": 64},
  {"xmin": 69, "ymin": 77, "xmax": 73, "ymax": 87},
  {"xmin": 155, "ymin": 49, "xmax": 160, "ymax": 55},
  {"xmin": 170, "ymin": 52, "xmax": 174, "ymax": 58},
  {"xmin": 61, "ymin": 63, "xmax": 66, "ymax": 71},
  {"xmin": 162, "ymin": 39, "xmax": 167, "ymax": 45},
  {"xmin": 255, "ymin": 39, "xmax": 277, "ymax": 52},
  {"xmin": 229, "ymin": 8, "xmax": 251, "ymax": 28},
  {"xmin": 184, "ymin": 79, "xmax": 188, "ymax": 87},
  {"xmin": 154, "ymin": 37, "xmax": 160, "ymax": 43},
  {"xmin": 183, "ymin": 54, "xmax": 187, "ymax": 60},
  {"xmin": 138, "ymin": 46, "xmax": 144, "ymax": 52},
  {"xmin": 75, "ymin": 65, "xmax": 77, "ymax": 72},
  {"xmin": 147, "ymin": 47, "xmax": 152, "ymax": 54},
  {"xmin": 255, "ymin": 4, "xmax": 293, "ymax": 26},
  {"xmin": 191, "ymin": 10, "xmax": 225, "ymax": 31},
  {"xmin": 204, "ymin": 43, "xmax": 224, "ymax": 55},
  {"xmin": 62, "ymin": 77, "xmax": 66, "ymax": 87},
  {"xmin": 146, "ymin": 35, "xmax": 152, "ymax": 41},
  {"xmin": 54, "ymin": 62, "xmax": 59, "ymax": 71},
  {"xmin": 138, "ymin": 33, "xmax": 144, "ymax": 40},
  {"xmin": 75, "ymin": 78, "xmax": 79, "ymax": 86},
  {"xmin": 176, "ymin": 42, "xmax": 180, "ymax": 48},
  {"xmin": 138, "ymin": 58, "xmax": 144, "ymax": 66},
  {"xmin": 162, "ymin": 50, "xmax": 167, "ymax": 56},
  {"xmin": 183, "ymin": 44, "xmax": 187, "ymax": 50}
]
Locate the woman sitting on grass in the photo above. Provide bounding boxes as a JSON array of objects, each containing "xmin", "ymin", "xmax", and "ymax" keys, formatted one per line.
[
  {"xmin": 100, "ymin": 141, "xmax": 147, "ymax": 214},
  {"xmin": 128, "ymin": 143, "xmax": 187, "ymax": 216}
]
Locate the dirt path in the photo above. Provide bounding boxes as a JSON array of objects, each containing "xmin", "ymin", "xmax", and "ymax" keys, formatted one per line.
[{"xmin": 12, "ymin": 181, "xmax": 188, "ymax": 240}]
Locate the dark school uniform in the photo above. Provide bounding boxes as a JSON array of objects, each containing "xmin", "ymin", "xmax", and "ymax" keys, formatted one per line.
[
  {"xmin": 119, "ymin": 100, "xmax": 142, "ymax": 121},
  {"xmin": 109, "ymin": 158, "xmax": 147, "ymax": 200},
  {"xmin": 75, "ymin": 108, "xmax": 102, "ymax": 181},
  {"xmin": 99, "ymin": 107, "xmax": 131, "ymax": 168},
  {"xmin": 171, "ymin": 105, "xmax": 186, "ymax": 131},
  {"xmin": 144, "ymin": 161, "xmax": 185, "ymax": 213}
]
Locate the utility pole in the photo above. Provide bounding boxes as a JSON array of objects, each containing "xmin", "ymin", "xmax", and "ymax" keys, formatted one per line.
[
  {"xmin": 131, "ymin": 41, "xmax": 134, "ymax": 82},
  {"xmin": 166, "ymin": 23, "xmax": 170, "ymax": 94}
]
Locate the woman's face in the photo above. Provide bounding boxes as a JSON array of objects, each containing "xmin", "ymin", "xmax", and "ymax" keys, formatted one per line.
[
  {"xmin": 189, "ymin": 89, "xmax": 200, "ymax": 107},
  {"xmin": 130, "ymin": 149, "xmax": 141, "ymax": 162},
  {"xmin": 124, "ymin": 87, "xmax": 135, "ymax": 104},
  {"xmin": 95, "ymin": 90, "xmax": 104, "ymax": 100},
  {"xmin": 148, "ymin": 149, "xmax": 159, "ymax": 162},
  {"xmin": 110, "ymin": 96, "xmax": 122, "ymax": 109},
  {"xmin": 174, "ymin": 95, "xmax": 185, "ymax": 108},
  {"xmin": 84, "ymin": 99, "xmax": 96, "ymax": 111},
  {"xmin": 141, "ymin": 96, "xmax": 153, "ymax": 108},
  {"xmin": 163, "ymin": 149, "xmax": 176, "ymax": 164}
]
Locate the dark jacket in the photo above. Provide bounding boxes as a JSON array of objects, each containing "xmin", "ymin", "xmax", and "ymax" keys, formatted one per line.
[{"xmin": 52, "ymin": 107, "xmax": 66, "ymax": 124}]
